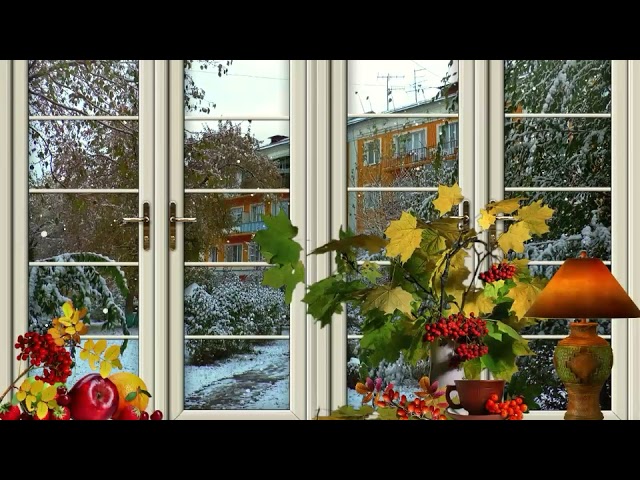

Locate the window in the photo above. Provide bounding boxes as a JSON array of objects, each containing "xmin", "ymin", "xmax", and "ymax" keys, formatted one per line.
[
  {"xmin": 229, "ymin": 207, "xmax": 244, "ymax": 223},
  {"xmin": 224, "ymin": 244, "xmax": 243, "ymax": 262},
  {"xmin": 273, "ymin": 200, "xmax": 289, "ymax": 216},
  {"xmin": 394, "ymin": 129, "xmax": 426, "ymax": 160},
  {"xmin": 248, "ymin": 242, "xmax": 264, "ymax": 262},
  {"xmin": 438, "ymin": 121, "xmax": 458, "ymax": 156},
  {"xmin": 362, "ymin": 139, "xmax": 381, "ymax": 165},
  {"xmin": 250, "ymin": 203, "xmax": 265, "ymax": 223},
  {"xmin": 208, "ymin": 247, "xmax": 218, "ymax": 262}
]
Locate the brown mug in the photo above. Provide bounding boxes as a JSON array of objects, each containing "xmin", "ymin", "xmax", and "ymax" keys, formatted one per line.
[{"xmin": 445, "ymin": 379, "xmax": 505, "ymax": 415}]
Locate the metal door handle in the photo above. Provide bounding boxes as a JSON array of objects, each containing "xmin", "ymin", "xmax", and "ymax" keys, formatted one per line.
[
  {"xmin": 122, "ymin": 202, "xmax": 150, "ymax": 250},
  {"xmin": 169, "ymin": 202, "xmax": 196, "ymax": 251}
]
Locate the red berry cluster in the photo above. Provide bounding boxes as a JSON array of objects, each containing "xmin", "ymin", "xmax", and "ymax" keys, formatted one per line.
[
  {"xmin": 485, "ymin": 393, "xmax": 528, "ymax": 420},
  {"xmin": 377, "ymin": 385, "xmax": 447, "ymax": 420},
  {"xmin": 479, "ymin": 261, "xmax": 516, "ymax": 283},
  {"xmin": 14, "ymin": 332, "xmax": 73, "ymax": 384},
  {"xmin": 423, "ymin": 313, "xmax": 489, "ymax": 367}
]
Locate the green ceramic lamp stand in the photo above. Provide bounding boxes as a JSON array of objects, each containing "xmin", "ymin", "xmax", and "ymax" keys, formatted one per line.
[{"xmin": 524, "ymin": 251, "xmax": 640, "ymax": 420}]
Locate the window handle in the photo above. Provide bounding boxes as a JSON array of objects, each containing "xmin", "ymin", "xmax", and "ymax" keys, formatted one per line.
[
  {"xmin": 169, "ymin": 201, "xmax": 196, "ymax": 251},
  {"xmin": 122, "ymin": 201, "xmax": 150, "ymax": 251}
]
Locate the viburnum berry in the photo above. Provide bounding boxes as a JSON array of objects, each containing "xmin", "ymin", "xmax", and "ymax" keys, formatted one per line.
[
  {"xmin": 479, "ymin": 261, "xmax": 517, "ymax": 283},
  {"xmin": 424, "ymin": 313, "xmax": 490, "ymax": 366},
  {"xmin": 485, "ymin": 395, "xmax": 528, "ymax": 420},
  {"xmin": 14, "ymin": 331, "xmax": 73, "ymax": 384}
]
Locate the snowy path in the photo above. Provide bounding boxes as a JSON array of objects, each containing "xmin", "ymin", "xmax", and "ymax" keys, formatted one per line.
[{"xmin": 185, "ymin": 340, "xmax": 290, "ymax": 410}]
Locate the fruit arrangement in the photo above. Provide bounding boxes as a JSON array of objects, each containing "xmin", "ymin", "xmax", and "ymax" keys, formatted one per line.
[
  {"xmin": 485, "ymin": 393, "xmax": 528, "ymax": 420},
  {"xmin": 0, "ymin": 300, "xmax": 164, "ymax": 421},
  {"xmin": 423, "ymin": 312, "xmax": 490, "ymax": 367}
]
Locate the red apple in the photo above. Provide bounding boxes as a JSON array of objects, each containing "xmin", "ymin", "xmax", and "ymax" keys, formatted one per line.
[{"xmin": 68, "ymin": 373, "xmax": 119, "ymax": 420}]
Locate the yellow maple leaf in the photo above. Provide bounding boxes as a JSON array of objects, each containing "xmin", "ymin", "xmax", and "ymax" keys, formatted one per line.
[
  {"xmin": 508, "ymin": 278, "xmax": 547, "ymax": 319},
  {"xmin": 515, "ymin": 200, "xmax": 554, "ymax": 235},
  {"xmin": 462, "ymin": 289, "xmax": 497, "ymax": 318},
  {"xmin": 384, "ymin": 211, "xmax": 424, "ymax": 263},
  {"xmin": 478, "ymin": 209, "xmax": 497, "ymax": 231},
  {"xmin": 361, "ymin": 285, "xmax": 415, "ymax": 318},
  {"xmin": 511, "ymin": 258, "xmax": 530, "ymax": 277},
  {"xmin": 486, "ymin": 197, "xmax": 527, "ymax": 214},
  {"xmin": 432, "ymin": 183, "xmax": 464, "ymax": 215},
  {"xmin": 497, "ymin": 222, "xmax": 532, "ymax": 253}
]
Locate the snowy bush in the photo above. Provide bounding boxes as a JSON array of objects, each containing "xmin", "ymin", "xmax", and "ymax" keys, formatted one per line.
[
  {"xmin": 184, "ymin": 269, "xmax": 289, "ymax": 365},
  {"xmin": 29, "ymin": 252, "xmax": 128, "ymax": 334}
]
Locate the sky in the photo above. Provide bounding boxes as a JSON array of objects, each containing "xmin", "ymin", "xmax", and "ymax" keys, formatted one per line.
[{"xmin": 185, "ymin": 60, "xmax": 456, "ymax": 145}]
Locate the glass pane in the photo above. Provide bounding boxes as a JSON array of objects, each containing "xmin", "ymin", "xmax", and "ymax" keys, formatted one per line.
[
  {"xmin": 28, "ymin": 194, "xmax": 138, "ymax": 262},
  {"xmin": 505, "ymin": 118, "xmax": 610, "ymax": 188},
  {"xmin": 184, "ymin": 120, "xmax": 290, "ymax": 189},
  {"xmin": 29, "ymin": 120, "xmax": 138, "ymax": 189},
  {"xmin": 183, "ymin": 193, "xmax": 290, "ymax": 262},
  {"xmin": 184, "ymin": 339, "xmax": 289, "ymax": 410},
  {"xmin": 503, "ymin": 192, "xmax": 611, "ymax": 261},
  {"xmin": 348, "ymin": 60, "xmax": 458, "ymax": 114},
  {"xmin": 504, "ymin": 60, "xmax": 611, "ymax": 114},
  {"xmin": 521, "ymin": 265, "xmax": 611, "ymax": 335},
  {"xmin": 348, "ymin": 116, "xmax": 458, "ymax": 188},
  {"xmin": 349, "ymin": 191, "xmax": 456, "ymax": 237},
  {"xmin": 184, "ymin": 60, "xmax": 289, "ymax": 117},
  {"xmin": 29, "ymin": 60, "xmax": 139, "ymax": 116},
  {"xmin": 184, "ymin": 267, "xmax": 289, "ymax": 337},
  {"xmin": 28, "ymin": 265, "xmax": 139, "ymax": 335},
  {"xmin": 505, "ymin": 340, "xmax": 611, "ymax": 411}
]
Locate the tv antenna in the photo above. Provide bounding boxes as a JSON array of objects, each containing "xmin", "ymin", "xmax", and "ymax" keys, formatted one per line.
[{"xmin": 377, "ymin": 73, "xmax": 405, "ymax": 111}]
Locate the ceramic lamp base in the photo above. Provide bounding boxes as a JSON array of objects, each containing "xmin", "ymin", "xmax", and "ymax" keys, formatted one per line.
[{"xmin": 553, "ymin": 322, "xmax": 613, "ymax": 421}]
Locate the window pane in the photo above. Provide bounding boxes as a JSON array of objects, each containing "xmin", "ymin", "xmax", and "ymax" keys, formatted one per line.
[
  {"xmin": 504, "ymin": 191, "xmax": 611, "ymax": 261},
  {"xmin": 184, "ymin": 120, "xmax": 290, "ymax": 189},
  {"xmin": 184, "ymin": 193, "xmax": 290, "ymax": 262},
  {"xmin": 506, "ymin": 340, "xmax": 612, "ymax": 411},
  {"xmin": 185, "ymin": 339, "xmax": 289, "ymax": 410},
  {"xmin": 184, "ymin": 60, "xmax": 289, "ymax": 117},
  {"xmin": 28, "ymin": 265, "xmax": 138, "ymax": 335},
  {"xmin": 505, "ymin": 118, "xmax": 610, "ymax": 188},
  {"xmin": 184, "ymin": 267, "xmax": 289, "ymax": 337},
  {"xmin": 29, "ymin": 193, "xmax": 138, "ymax": 262},
  {"xmin": 504, "ymin": 60, "xmax": 611, "ymax": 114},
  {"xmin": 29, "ymin": 60, "xmax": 139, "ymax": 116},
  {"xmin": 348, "ymin": 116, "xmax": 458, "ymax": 188},
  {"xmin": 29, "ymin": 120, "xmax": 138, "ymax": 189},
  {"xmin": 348, "ymin": 60, "xmax": 458, "ymax": 114}
]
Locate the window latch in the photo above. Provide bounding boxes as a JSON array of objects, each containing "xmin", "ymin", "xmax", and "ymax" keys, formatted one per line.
[
  {"xmin": 169, "ymin": 201, "xmax": 197, "ymax": 251},
  {"xmin": 122, "ymin": 201, "xmax": 150, "ymax": 251}
]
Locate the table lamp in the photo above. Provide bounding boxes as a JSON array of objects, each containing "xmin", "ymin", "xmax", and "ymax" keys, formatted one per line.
[{"xmin": 524, "ymin": 251, "xmax": 640, "ymax": 420}]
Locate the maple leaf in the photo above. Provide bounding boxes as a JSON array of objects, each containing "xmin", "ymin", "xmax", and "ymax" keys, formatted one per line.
[
  {"xmin": 486, "ymin": 197, "xmax": 527, "ymax": 214},
  {"xmin": 384, "ymin": 211, "xmax": 424, "ymax": 263},
  {"xmin": 458, "ymin": 288, "xmax": 496, "ymax": 318},
  {"xmin": 311, "ymin": 233, "xmax": 388, "ymax": 255},
  {"xmin": 511, "ymin": 258, "xmax": 531, "ymax": 279},
  {"xmin": 497, "ymin": 221, "xmax": 532, "ymax": 253},
  {"xmin": 515, "ymin": 200, "xmax": 554, "ymax": 235},
  {"xmin": 508, "ymin": 277, "xmax": 547, "ymax": 319},
  {"xmin": 262, "ymin": 260, "xmax": 305, "ymax": 303},
  {"xmin": 420, "ymin": 227, "xmax": 447, "ymax": 255},
  {"xmin": 361, "ymin": 285, "xmax": 415, "ymax": 318},
  {"xmin": 360, "ymin": 261, "xmax": 382, "ymax": 283},
  {"xmin": 253, "ymin": 210, "xmax": 302, "ymax": 265},
  {"xmin": 432, "ymin": 182, "xmax": 464, "ymax": 215},
  {"xmin": 478, "ymin": 208, "xmax": 496, "ymax": 230}
]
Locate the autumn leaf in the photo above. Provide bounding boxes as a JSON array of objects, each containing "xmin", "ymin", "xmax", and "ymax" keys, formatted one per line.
[
  {"xmin": 459, "ymin": 289, "xmax": 496, "ymax": 318},
  {"xmin": 497, "ymin": 221, "xmax": 532, "ymax": 253},
  {"xmin": 508, "ymin": 277, "xmax": 547, "ymax": 319},
  {"xmin": 93, "ymin": 339, "xmax": 107, "ymax": 355},
  {"xmin": 478, "ymin": 208, "xmax": 496, "ymax": 230},
  {"xmin": 253, "ymin": 210, "xmax": 302, "ymax": 265},
  {"xmin": 486, "ymin": 197, "xmax": 526, "ymax": 214},
  {"xmin": 311, "ymin": 233, "xmax": 388, "ymax": 255},
  {"xmin": 384, "ymin": 211, "xmax": 424, "ymax": 263},
  {"xmin": 361, "ymin": 285, "xmax": 415, "ymax": 318},
  {"xmin": 511, "ymin": 258, "xmax": 531, "ymax": 279},
  {"xmin": 420, "ymin": 227, "xmax": 447, "ymax": 255},
  {"xmin": 36, "ymin": 402, "xmax": 49, "ymax": 420},
  {"xmin": 100, "ymin": 361, "xmax": 112, "ymax": 378},
  {"xmin": 432, "ymin": 182, "xmax": 464, "ymax": 215},
  {"xmin": 104, "ymin": 344, "xmax": 120, "ymax": 361},
  {"xmin": 515, "ymin": 200, "xmax": 554, "ymax": 235},
  {"xmin": 262, "ymin": 260, "xmax": 305, "ymax": 303}
]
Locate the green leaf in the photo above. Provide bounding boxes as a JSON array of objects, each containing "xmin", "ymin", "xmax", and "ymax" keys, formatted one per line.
[
  {"xmin": 420, "ymin": 227, "xmax": 447, "ymax": 255},
  {"xmin": 463, "ymin": 357, "xmax": 482, "ymax": 380},
  {"xmin": 125, "ymin": 391, "xmax": 138, "ymax": 402},
  {"xmin": 496, "ymin": 320, "xmax": 522, "ymax": 340},
  {"xmin": 253, "ymin": 210, "xmax": 302, "ymax": 265},
  {"xmin": 303, "ymin": 277, "xmax": 345, "ymax": 327},
  {"xmin": 262, "ymin": 261, "xmax": 305, "ymax": 304},
  {"xmin": 483, "ymin": 280, "xmax": 505, "ymax": 299},
  {"xmin": 311, "ymin": 232, "xmax": 387, "ymax": 255},
  {"xmin": 360, "ymin": 261, "xmax": 382, "ymax": 284},
  {"xmin": 361, "ymin": 285, "xmax": 415, "ymax": 318},
  {"xmin": 330, "ymin": 404, "xmax": 374, "ymax": 419},
  {"xmin": 376, "ymin": 406, "xmax": 400, "ymax": 420}
]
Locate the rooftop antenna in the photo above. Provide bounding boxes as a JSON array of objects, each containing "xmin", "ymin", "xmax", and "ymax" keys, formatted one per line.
[
  {"xmin": 366, "ymin": 95, "xmax": 373, "ymax": 112},
  {"xmin": 355, "ymin": 91, "xmax": 366, "ymax": 113},
  {"xmin": 377, "ymin": 73, "xmax": 404, "ymax": 112}
]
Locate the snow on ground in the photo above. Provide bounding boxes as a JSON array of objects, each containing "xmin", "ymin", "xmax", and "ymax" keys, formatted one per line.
[{"xmin": 185, "ymin": 340, "xmax": 289, "ymax": 410}]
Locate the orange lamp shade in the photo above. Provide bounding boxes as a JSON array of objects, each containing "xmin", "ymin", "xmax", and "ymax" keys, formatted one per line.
[{"xmin": 524, "ymin": 256, "xmax": 640, "ymax": 319}]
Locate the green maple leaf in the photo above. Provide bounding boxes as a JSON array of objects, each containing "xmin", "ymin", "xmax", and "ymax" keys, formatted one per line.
[
  {"xmin": 262, "ymin": 260, "xmax": 305, "ymax": 303},
  {"xmin": 483, "ymin": 280, "xmax": 506, "ymax": 299},
  {"xmin": 253, "ymin": 211, "xmax": 302, "ymax": 265},
  {"xmin": 463, "ymin": 357, "xmax": 482, "ymax": 380},
  {"xmin": 311, "ymin": 231, "xmax": 387, "ymax": 255},
  {"xmin": 330, "ymin": 404, "xmax": 374, "ymax": 419},
  {"xmin": 420, "ymin": 227, "xmax": 447, "ymax": 255},
  {"xmin": 303, "ymin": 277, "xmax": 344, "ymax": 327},
  {"xmin": 376, "ymin": 406, "xmax": 400, "ymax": 420},
  {"xmin": 360, "ymin": 261, "xmax": 382, "ymax": 283},
  {"xmin": 361, "ymin": 285, "xmax": 415, "ymax": 318}
]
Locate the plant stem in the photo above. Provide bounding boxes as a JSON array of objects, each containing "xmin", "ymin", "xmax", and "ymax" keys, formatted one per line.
[{"xmin": 0, "ymin": 365, "xmax": 35, "ymax": 403}]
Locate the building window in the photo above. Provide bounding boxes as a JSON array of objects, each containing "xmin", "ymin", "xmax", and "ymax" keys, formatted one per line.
[
  {"xmin": 393, "ymin": 129, "xmax": 426, "ymax": 160},
  {"xmin": 208, "ymin": 247, "xmax": 218, "ymax": 262},
  {"xmin": 273, "ymin": 200, "xmax": 289, "ymax": 216},
  {"xmin": 248, "ymin": 242, "xmax": 264, "ymax": 262},
  {"xmin": 362, "ymin": 139, "xmax": 381, "ymax": 165},
  {"xmin": 225, "ymin": 244, "xmax": 243, "ymax": 262},
  {"xmin": 438, "ymin": 121, "xmax": 458, "ymax": 155},
  {"xmin": 250, "ymin": 203, "xmax": 265, "ymax": 223}
]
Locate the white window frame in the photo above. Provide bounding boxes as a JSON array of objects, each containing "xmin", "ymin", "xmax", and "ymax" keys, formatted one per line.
[{"xmin": 362, "ymin": 138, "xmax": 381, "ymax": 165}]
